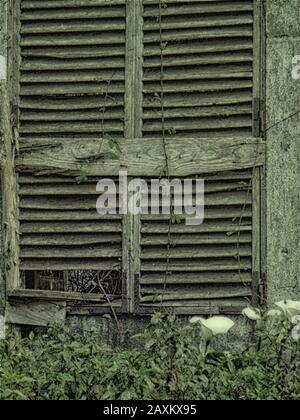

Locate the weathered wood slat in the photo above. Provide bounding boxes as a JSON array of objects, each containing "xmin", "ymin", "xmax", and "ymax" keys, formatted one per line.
[
  {"xmin": 16, "ymin": 137, "xmax": 265, "ymax": 176},
  {"xmin": 141, "ymin": 245, "xmax": 252, "ymax": 259},
  {"xmin": 20, "ymin": 233, "xmax": 122, "ymax": 246},
  {"xmin": 21, "ymin": 35, "xmax": 125, "ymax": 48},
  {"xmin": 144, "ymin": 40, "xmax": 253, "ymax": 57},
  {"xmin": 144, "ymin": 91, "xmax": 252, "ymax": 108},
  {"xmin": 144, "ymin": 15, "xmax": 253, "ymax": 31},
  {"xmin": 141, "ymin": 272, "xmax": 252, "ymax": 285},
  {"xmin": 21, "ymin": 109, "xmax": 124, "ymax": 122},
  {"xmin": 143, "ymin": 79, "xmax": 252, "ymax": 94},
  {"xmin": 139, "ymin": 301, "xmax": 248, "ymax": 314},
  {"xmin": 21, "ymin": 245, "xmax": 121, "ymax": 259},
  {"xmin": 141, "ymin": 221, "xmax": 252, "ymax": 234},
  {"xmin": 143, "ymin": 105, "xmax": 252, "ymax": 119},
  {"xmin": 20, "ymin": 96, "xmax": 124, "ymax": 110},
  {"xmin": 21, "ymin": 0, "xmax": 126, "ymax": 9},
  {"xmin": 19, "ymin": 183, "xmax": 118, "ymax": 195},
  {"xmin": 22, "ymin": 7, "xmax": 126, "ymax": 21},
  {"xmin": 19, "ymin": 196, "xmax": 118, "ymax": 210},
  {"xmin": 142, "ymin": 258, "xmax": 252, "ymax": 272},
  {"xmin": 7, "ymin": 289, "xmax": 117, "ymax": 302},
  {"xmin": 144, "ymin": 2, "xmax": 253, "ymax": 17},
  {"xmin": 144, "ymin": 52, "xmax": 253, "ymax": 68},
  {"xmin": 20, "ymin": 82, "xmax": 125, "ymax": 96},
  {"xmin": 21, "ymin": 70, "xmax": 125, "ymax": 83},
  {"xmin": 144, "ymin": 67, "xmax": 253, "ymax": 82},
  {"xmin": 21, "ymin": 221, "xmax": 122, "ymax": 233},
  {"xmin": 20, "ymin": 260, "xmax": 122, "ymax": 271},
  {"xmin": 143, "ymin": 116, "xmax": 252, "ymax": 132},
  {"xmin": 140, "ymin": 286, "xmax": 252, "ymax": 302},
  {"xmin": 20, "ymin": 121, "xmax": 124, "ymax": 133},
  {"xmin": 21, "ymin": 20, "xmax": 126, "ymax": 34},
  {"xmin": 144, "ymin": 27, "xmax": 253, "ymax": 43},
  {"xmin": 141, "ymin": 233, "xmax": 252, "ymax": 246}
]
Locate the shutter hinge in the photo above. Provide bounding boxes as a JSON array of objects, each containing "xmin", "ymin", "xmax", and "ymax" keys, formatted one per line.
[{"xmin": 253, "ymin": 98, "xmax": 263, "ymax": 137}]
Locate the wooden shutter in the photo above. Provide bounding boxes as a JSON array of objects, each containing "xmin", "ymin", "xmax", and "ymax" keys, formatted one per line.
[
  {"xmin": 132, "ymin": 0, "xmax": 264, "ymax": 315},
  {"xmin": 7, "ymin": 0, "xmax": 128, "ymax": 314},
  {"xmin": 143, "ymin": 0, "xmax": 254, "ymax": 138},
  {"xmin": 137, "ymin": 170, "xmax": 254, "ymax": 314},
  {"xmin": 20, "ymin": 0, "xmax": 126, "ymax": 138},
  {"xmin": 5, "ymin": 0, "xmax": 264, "ymax": 320}
]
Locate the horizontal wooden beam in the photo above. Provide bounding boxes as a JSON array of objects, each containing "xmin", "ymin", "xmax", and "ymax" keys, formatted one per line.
[
  {"xmin": 7, "ymin": 289, "xmax": 117, "ymax": 303},
  {"xmin": 17, "ymin": 136, "xmax": 265, "ymax": 177}
]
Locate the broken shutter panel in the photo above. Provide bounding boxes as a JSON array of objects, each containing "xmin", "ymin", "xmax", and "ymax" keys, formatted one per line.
[
  {"xmin": 138, "ymin": 170, "xmax": 253, "ymax": 313},
  {"xmin": 143, "ymin": 0, "xmax": 254, "ymax": 138},
  {"xmin": 20, "ymin": 0, "xmax": 126, "ymax": 138}
]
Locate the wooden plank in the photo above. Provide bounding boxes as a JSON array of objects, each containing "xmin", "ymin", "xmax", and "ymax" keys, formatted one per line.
[
  {"xmin": 141, "ymin": 233, "xmax": 252, "ymax": 246},
  {"xmin": 21, "ymin": 0, "xmax": 126, "ymax": 9},
  {"xmin": 17, "ymin": 136, "xmax": 265, "ymax": 176},
  {"xmin": 142, "ymin": 245, "xmax": 252, "ymax": 259},
  {"xmin": 22, "ymin": 7, "xmax": 126, "ymax": 21},
  {"xmin": 20, "ymin": 233, "xmax": 121, "ymax": 246},
  {"xmin": 6, "ymin": 300, "xmax": 66, "ymax": 327},
  {"xmin": 142, "ymin": 258, "xmax": 252, "ymax": 272},
  {"xmin": 20, "ymin": 221, "xmax": 122, "ymax": 233},
  {"xmin": 21, "ymin": 245, "xmax": 121, "ymax": 259},
  {"xmin": 21, "ymin": 20, "xmax": 126, "ymax": 34},
  {"xmin": 144, "ymin": 2, "xmax": 253, "ymax": 17},
  {"xmin": 141, "ymin": 221, "xmax": 252, "ymax": 234},
  {"xmin": 252, "ymin": 167, "xmax": 261, "ymax": 305},
  {"xmin": 7, "ymin": 289, "xmax": 117, "ymax": 302},
  {"xmin": 0, "ymin": 83, "xmax": 20, "ymax": 290},
  {"xmin": 144, "ymin": 26, "xmax": 253, "ymax": 43},
  {"xmin": 20, "ymin": 260, "xmax": 122, "ymax": 271},
  {"xmin": 123, "ymin": 0, "xmax": 143, "ymax": 313},
  {"xmin": 144, "ymin": 52, "xmax": 253, "ymax": 68},
  {"xmin": 141, "ymin": 272, "xmax": 252, "ymax": 285},
  {"xmin": 140, "ymin": 286, "xmax": 252, "ymax": 302},
  {"xmin": 143, "ymin": 15, "xmax": 253, "ymax": 31}
]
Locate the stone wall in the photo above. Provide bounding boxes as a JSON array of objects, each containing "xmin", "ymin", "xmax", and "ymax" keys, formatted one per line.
[{"xmin": 266, "ymin": 0, "xmax": 300, "ymax": 303}]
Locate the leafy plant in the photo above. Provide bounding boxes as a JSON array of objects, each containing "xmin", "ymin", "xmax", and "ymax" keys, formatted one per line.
[{"xmin": 0, "ymin": 309, "xmax": 299, "ymax": 400}]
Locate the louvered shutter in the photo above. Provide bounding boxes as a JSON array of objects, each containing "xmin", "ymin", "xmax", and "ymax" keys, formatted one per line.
[
  {"xmin": 143, "ymin": 0, "xmax": 254, "ymax": 138},
  {"xmin": 133, "ymin": 0, "xmax": 264, "ymax": 315},
  {"xmin": 6, "ymin": 0, "xmax": 264, "ymax": 318},
  {"xmin": 11, "ymin": 0, "xmax": 128, "ymax": 312}
]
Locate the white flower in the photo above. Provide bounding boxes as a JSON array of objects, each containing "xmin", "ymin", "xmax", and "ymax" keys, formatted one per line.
[
  {"xmin": 242, "ymin": 307, "xmax": 262, "ymax": 321},
  {"xmin": 190, "ymin": 316, "xmax": 235, "ymax": 341},
  {"xmin": 201, "ymin": 317, "xmax": 235, "ymax": 335},
  {"xmin": 275, "ymin": 300, "xmax": 300, "ymax": 317}
]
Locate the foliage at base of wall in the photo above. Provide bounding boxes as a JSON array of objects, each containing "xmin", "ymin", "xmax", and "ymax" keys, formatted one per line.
[{"xmin": 0, "ymin": 313, "xmax": 299, "ymax": 401}]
